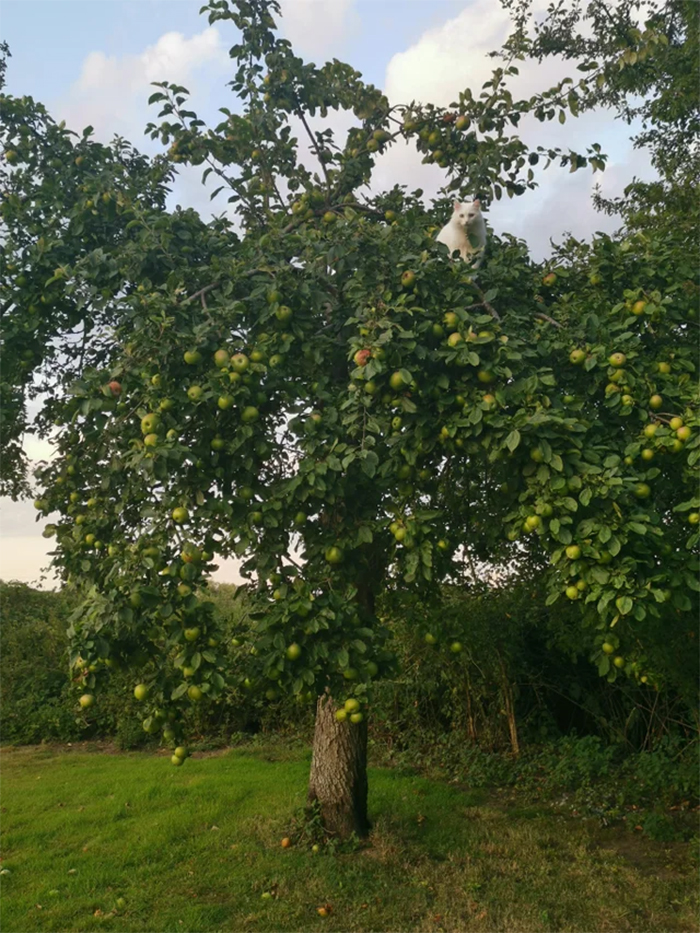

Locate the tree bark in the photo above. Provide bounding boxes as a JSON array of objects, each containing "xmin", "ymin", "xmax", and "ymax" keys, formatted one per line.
[
  {"xmin": 307, "ymin": 693, "xmax": 369, "ymax": 839},
  {"xmin": 498, "ymin": 653, "xmax": 520, "ymax": 756},
  {"xmin": 465, "ymin": 667, "xmax": 478, "ymax": 742}
]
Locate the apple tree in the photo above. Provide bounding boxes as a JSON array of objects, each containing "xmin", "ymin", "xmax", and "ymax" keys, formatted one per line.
[{"xmin": 2, "ymin": 0, "xmax": 697, "ymax": 837}]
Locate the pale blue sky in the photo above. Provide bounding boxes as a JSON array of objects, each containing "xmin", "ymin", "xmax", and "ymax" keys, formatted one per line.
[
  {"xmin": 0, "ymin": 0, "xmax": 654, "ymax": 586},
  {"xmin": 2, "ymin": 0, "xmax": 466, "ymax": 103}
]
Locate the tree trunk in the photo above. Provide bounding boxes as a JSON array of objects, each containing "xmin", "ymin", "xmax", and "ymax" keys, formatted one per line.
[
  {"xmin": 307, "ymin": 693, "xmax": 369, "ymax": 839},
  {"xmin": 498, "ymin": 654, "xmax": 520, "ymax": 756},
  {"xmin": 465, "ymin": 667, "xmax": 478, "ymax": 742}
]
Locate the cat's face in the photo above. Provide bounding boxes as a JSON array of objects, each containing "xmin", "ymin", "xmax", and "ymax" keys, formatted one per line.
[{"xmin": 453, "ymin": 199, "xmax": 481, "ymax": 227}]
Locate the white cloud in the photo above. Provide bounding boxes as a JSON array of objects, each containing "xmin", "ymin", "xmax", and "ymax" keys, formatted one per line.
[
  {"xmin": 377, "ymin": 1, "xmax": 655, "ymax": 259},
  {"xmin": 277, "ymin": 0, "xmax": 359, "ymax": 58},
  {"xmin": 56, "ymin": 27, "xmax": 229, "ymax": 144}
]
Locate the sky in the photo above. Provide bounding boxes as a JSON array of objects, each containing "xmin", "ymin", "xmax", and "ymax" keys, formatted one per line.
[{"xmin": 0, "ymin": 0, "xmax": 655, "ymax": 588}]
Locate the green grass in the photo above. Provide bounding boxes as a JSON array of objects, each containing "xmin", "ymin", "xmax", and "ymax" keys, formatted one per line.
[{"xmin": 1, "ymin": 743, "xmax": 697, "ymax": 932}]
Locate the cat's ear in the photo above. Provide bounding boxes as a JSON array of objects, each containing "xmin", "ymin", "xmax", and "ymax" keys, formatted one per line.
[
  {"xmin": 473, "ymin": 199, "xmax": 481, "ymax": 210},
  {"xmin": 453, "ymin": 200, "xmax": 461, "ymax": 211}
]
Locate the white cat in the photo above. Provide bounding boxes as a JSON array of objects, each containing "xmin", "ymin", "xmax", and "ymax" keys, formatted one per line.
[{"xmin": 436, "ymin": 199, "xmax": 487, "ymax": 267}]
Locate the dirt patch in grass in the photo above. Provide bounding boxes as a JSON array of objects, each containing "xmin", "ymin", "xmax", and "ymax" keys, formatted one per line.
[{"xmin": 589, "ymin": 823, "xmax": 698, "ymax": 880}]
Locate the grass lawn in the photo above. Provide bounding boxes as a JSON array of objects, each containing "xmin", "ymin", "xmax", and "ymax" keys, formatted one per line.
[{"xmin": 1, "ymin": 742, "xmax": 697, "ymax": 932}]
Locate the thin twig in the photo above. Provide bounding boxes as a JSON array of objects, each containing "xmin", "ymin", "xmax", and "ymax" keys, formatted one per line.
[
  {"xmin": 464, "ymin": 281, "xmax": 501, "ymax": 322},
  {"xmin": 535, "ymin": 311, "xmax": 563, "ymax": 328},
  {"xmin": 294, "ymin": 96, "xmax": 331, "ymax": 195},
  {"xmin": 183, "ymin": 282, "xmax": 220, "ymax": 305}
]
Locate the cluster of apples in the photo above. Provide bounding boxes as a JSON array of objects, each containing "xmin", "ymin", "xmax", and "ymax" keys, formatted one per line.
[{"xmin": 334, "ymin": 697, "xmax": 364, "ymax": 724}]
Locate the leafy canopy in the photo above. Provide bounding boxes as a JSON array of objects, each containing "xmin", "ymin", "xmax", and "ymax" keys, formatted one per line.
[{"xmin": 1, "ymin": 0, "xmax": 697, "ymax": 744}]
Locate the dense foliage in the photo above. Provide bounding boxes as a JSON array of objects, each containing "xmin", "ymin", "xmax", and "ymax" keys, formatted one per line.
[
  {"xmin": 0, "ymin": 0, "xmax": 697, "ymax": 805},
  {"xmin": 2, "ymin": 580, "xmax": 697, "ymax": 839}
]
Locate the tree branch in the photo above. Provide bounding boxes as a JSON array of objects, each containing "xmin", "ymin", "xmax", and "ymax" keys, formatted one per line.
[
  {"xmin": 535, "ymin": 311, "xmax": 563, "ymax": 328},
  {"xmin": 183, "ymin": 282, "xmax": 220, "ymax": 305},
  {"xmin": 294, "ymin": 96, "xmax": 331, "ymax": 195},
  {"xmin": 466, "ymin": 282, "xmax": 501, "ymax": 322}
]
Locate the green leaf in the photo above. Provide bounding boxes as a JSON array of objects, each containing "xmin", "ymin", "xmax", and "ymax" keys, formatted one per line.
[
  {"xmin": 505, "ymin": 430, "xmax": 521, "ymax": 452},
  {"xmin": 617, "ymin": 596, "xmax": 633, "ymax": 615},
  {"xmin": 356, "ymin": 525, "xmax": 373, "ymax": 545}
]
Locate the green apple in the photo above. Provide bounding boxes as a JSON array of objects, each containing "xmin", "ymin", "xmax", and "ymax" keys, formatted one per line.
[
  {"xmin": 524, "ymin": 515, "xmax": 541, "ymax": 532},
  {"xmin": 133, "ymin": 683, "xmax": 148, "ymax": 701},
  {"xmin": 335, "ymin": 709, "xmax": 347, "ymax": 722},
  {"xmin": 569, "ymin": 349, "xmax": 586, "ymax": 365},
  {"xmin": 389, "ymin": 371, "xmax": 405, "ymax": 391},
  {"xmin": 324, "ymin": 546, "xmax": 344, "ymax": 565},
  {"xmin": 565, "ymin": 586, "xmax": 579, "ymax": 600},
  {"xmin": 172, "ymin": 506, "xmax": 188, "ymax": 523},
  {"xmin": 649, "ymin": 394, "xmax": 663, "ymax": 410},
  {"xmin": 184, "ymin": 627, "xmax": 200, "ymax": 642},
  {"xmin": 634, "ymin": 483, "xmax": 651, "ymax": 499},
  {"xmin": 213, "ymin": 349, "xmax": 230, "ymax": 368},
  {"xmin": 79, "ymin": 694, "xmax": 94, "ymax": 709},
  {"xmin": 608, "ymin": 352, "xmax": 626, "ymax": 368},
  {"xmin": 613, "ymin": 656, "xmax": 625, "ymax": 669},
  {"xmin": 424, "ymin": 633, "xmax": 437, "ymax": 645},
  {"xmin": 141, "ymin": 413, "xmax": 160, "ymax": 434},
  {"xmin": 241, "ymin": 406, "xmax": 259, "ymax": 423},
  {"xmin": 286, "ymin": 643, "xmax": 302, "ymax": 661},
  {"xmin": 566, "ymin": 545, "xmax": 581, "ymax": 560},
  {"xmin": 450, "ymin": 641, "xmax": 463, "ymax": 654},
  {"xmin": 183, "ymin": 349, "xmax": 202, "ymax": 365},
  {"xmin": 602, "ymin": 643, "xmax": 615, "ymax": 655},
  {"xmin": 171, "ymin": 754, "xmax": 185, "ymax": 766},
  {"xmin": 344, "ymin": 698, "xmax": 360, "ymax": 713},
  {"xmin": 350, "ymin": 712, "xmax": 364, "ymax": 724},
  {"xmin": 187, "ymin": 685, "xmax": 203, "ymax": 702},
  {"xmin": 230, "ymin": 353, "xmax": 249, "ymax": 373}
]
